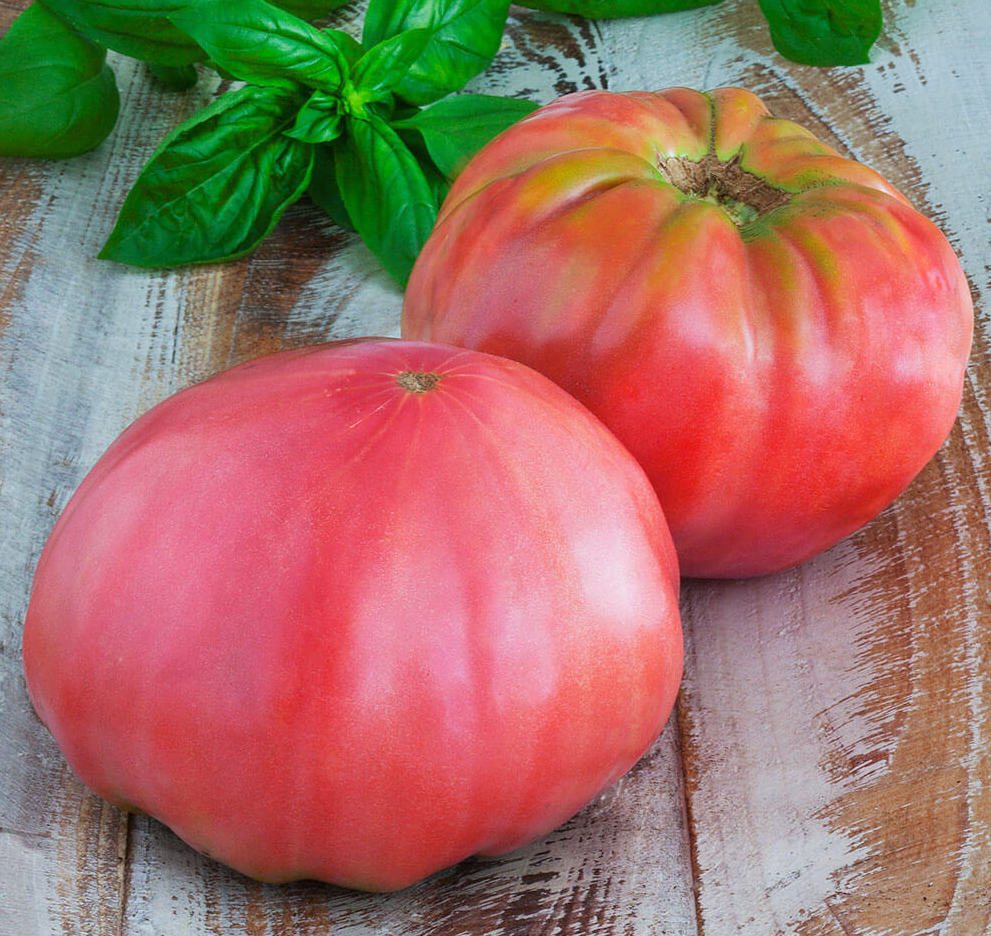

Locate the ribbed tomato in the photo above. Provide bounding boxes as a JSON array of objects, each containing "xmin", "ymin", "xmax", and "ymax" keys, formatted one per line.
[
  {"xmin": 403, "ymin": 87, "xmax": 973, "ymax": 578},
  {"xmin": 22, "ymin": 339, "xmax": 682, "ymax": 891}
]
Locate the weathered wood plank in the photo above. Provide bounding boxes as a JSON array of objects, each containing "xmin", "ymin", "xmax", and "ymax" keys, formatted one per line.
[
  {"xmin": 0, "ymin": 18, "xmax": 134, "ymax": 933},
  {"xmin": 2, "ymin": 0, "xmax": 988, "ymax": 933}
]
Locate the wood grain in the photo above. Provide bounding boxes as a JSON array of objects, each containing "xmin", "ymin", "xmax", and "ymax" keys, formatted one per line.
[{"xmin": 1, "ymin": 0, "xmax": 989, "ymax": 933}]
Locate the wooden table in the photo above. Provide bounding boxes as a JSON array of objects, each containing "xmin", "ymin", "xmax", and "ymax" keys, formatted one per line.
[{"xmin": 2, "ymin": 1, "xmax": 988, "ymax": 933}]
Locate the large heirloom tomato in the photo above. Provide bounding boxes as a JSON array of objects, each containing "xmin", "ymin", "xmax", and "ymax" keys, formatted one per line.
[
  {"xmin": 22, "ymin": 339, "xmax": 682, "ymax": 891},
  {"xmin": 403, "ymin": 87, "xmax": 974, "ymax": 578}
]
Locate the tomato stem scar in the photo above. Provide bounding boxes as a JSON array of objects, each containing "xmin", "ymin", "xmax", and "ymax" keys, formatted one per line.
[
  {"xmin": 657, "ymin": 153, "xmax": 789, "ymax": 227},
  {"xmin": 396, "ymin": 371, "xmax": 442, "ymax": 393}
]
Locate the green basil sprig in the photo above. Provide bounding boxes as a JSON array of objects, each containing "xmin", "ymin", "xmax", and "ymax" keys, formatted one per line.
[
  {"xmin": 93, "ymin": 0, "xmax": 536, "ymax": 283},
  {"xmin": 0, "ymin": 0, "xmax": 355, "ymax": 161},
  {"xmin": 0, "ymin": 2, "xmax": 119, "ymax": 158}
]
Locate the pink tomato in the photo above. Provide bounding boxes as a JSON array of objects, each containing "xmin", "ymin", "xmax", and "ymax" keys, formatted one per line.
[
  {"xmin": 403, "ymin": 87, "xmax": 973, "ymax": 577},
  {"xmin": 22, "ymin": 338, "xmax": 682, "ymax": 891}
]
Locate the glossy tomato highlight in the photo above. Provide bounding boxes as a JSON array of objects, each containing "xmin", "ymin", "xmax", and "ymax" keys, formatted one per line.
[
  {"xmin": 22, "ymin": 339, "xmax": 683, "ymax": 891},
  {"xmin": 403, "ymin": 87, "xmax": 974, "ymax": 578}
]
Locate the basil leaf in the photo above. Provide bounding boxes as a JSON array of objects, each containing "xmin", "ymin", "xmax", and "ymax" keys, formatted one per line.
[
  {"xmin": 514, "ymin": 0, "xmax": 720, "ymax": 14},
  {"xmin": 169, "ymin": 0, "xmax": 347, "ymax": 90},
  {"xmin": 39, "ymin": 0, "xmax": 350, "ymax": 66},
  {"xmin": 333, "ymin": 113, "xmax": 437, "ymax": 284},
  {"xmin": 40, "ymin": 0, "xmax": 204, "ymax": 65},
  {"xmin": 758, "ymin": 0, "xmax": 882, "ymax": 66},
  {"xmin": 393, "ymin": 93, "xmax": 538, "ymax": 179},
  {"xmin": 348, "ymin": 28, "xmax": 431, "ymax": 109},
  {"xmin": 147, "ymin": 62, "xmax": 198, "ymax": 90},
  {"xmin": 0, "ymin": 2, "xmax": 119, "ymax": 158},
  {"xmin": 362, "ymin": 0, "xmax": 511, "ymax": 106},
  {"xmin": 308, "ymin": 144, "xmax": 353, "ymax": 229},
  {"xmin": 286, "ymin": 90, "xmax": 343, "ymax": 143},
  {"xmin": 100, "ymin": 84, "xmax": 313, "ymax": 266}
]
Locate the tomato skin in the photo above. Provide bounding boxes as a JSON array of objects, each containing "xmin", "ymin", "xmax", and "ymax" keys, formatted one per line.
[
  {"xmin": 22, "ymin": 339, "xmax": 682, "ymax": 891},
  {"xmin": 402, "ymin": 87, "xmax": 974, "ymax": 578}
]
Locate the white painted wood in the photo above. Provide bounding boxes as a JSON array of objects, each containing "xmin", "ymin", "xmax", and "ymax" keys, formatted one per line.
[{"xmin": 1, "ymin": 0, "xmax": 988, "ymax": 932}]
